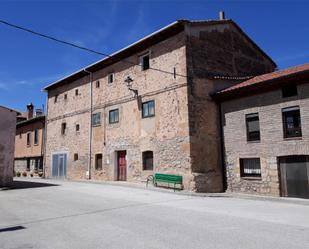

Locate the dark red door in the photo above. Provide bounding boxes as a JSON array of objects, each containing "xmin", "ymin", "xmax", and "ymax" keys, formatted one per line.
[{"xmin": 117, "ymin": 151, "xmax": 127, "ymax": 181}]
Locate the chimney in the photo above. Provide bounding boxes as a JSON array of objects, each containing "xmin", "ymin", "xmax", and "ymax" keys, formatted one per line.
[
  {"xmin": 26, "ymin": 103, "xmax": 34, "ymax": 120},
  {"xmin": 219, "ymin": 11, "xmax": 225, "ymax": 20}
]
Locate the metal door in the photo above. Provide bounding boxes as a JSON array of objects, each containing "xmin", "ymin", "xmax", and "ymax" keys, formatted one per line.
[
  {"xmin": 279, "ymin": 156, "xmax": 309, "ymax": 199},
  {"xmin": 52, "ymin": 153, "xmax": 67, "ymax": 178},
  {"xmin": 117, "ymin": 151, "xmax": 127, "ymax": 181}
]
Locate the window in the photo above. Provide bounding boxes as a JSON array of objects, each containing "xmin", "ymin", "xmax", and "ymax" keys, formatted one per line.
[
  {"xmin": 95, "ymin": 154, "xmax": 103, "ymax": 170},
  {"xmin": 74, "ymin": 153, "xmax": 78, "ymax": 161},
  {"xmin": 107, "ymin": 73, "xmax": 114, "ymax": 84},
  {"xmin": 19, "ymin": 133, "xmax": 22, "ymax": 139},
  {"xmin": 26, "ymin": 159, "xmax": 30, "ymax": 171},
  {"xmin": 240, "ymin": 158, "xmax": 261, "ymax": 178},
  {"xmin": 282, "ymin": 85, "xmax": 298, "ymax": 98},
  {"xmin": 109, "ymin": 109, "xmax": 119, "ymax": 124},
  {"xmin": 142, "ymin": 151, "xmax": 153, "ymax": 170},
  {"xmin": 64, "ymin": 93, "xmax": 68, "ymax": 100},
  {"xmin": 27, "ymin": 132, "xmax": 31, "ymax": 146},
  {"xmin": 75, "ymin": 89, "xmax": 79, "ymax": 96},
  {"xmin": 61, "ymin": 122, "xmax": 67, "ymax": 135},
  {"xmin": 34, "ymin": 129, "xmax": 39, "ymax": 145},
  {"xmin": 92, "ymin": 113, "xmax": 101, "ymax": 126},
  {"xmin": 142, "ymin": 100, "xmax": 155, "ymax": 118},
  {"xmin": 76, "ymin": 124, "xmax": 80, "ymax": 132},
  {"xmin": 54, "ymin": 95, "xmax": 58, "ymax": 103},
  {"xmin": 246, "ymin": 113, "xmax": 260, "ymax": 141},
  {"xmin": 282, "ymin": 106, "xmax": 302, "ymax": 138},
  {"xmin": 140, "ymin": 53, "xmax": 150, "ymax": 71},
  {"xmin": 96, "ymin": 80, "xmax": 100, "ymax": 88}
]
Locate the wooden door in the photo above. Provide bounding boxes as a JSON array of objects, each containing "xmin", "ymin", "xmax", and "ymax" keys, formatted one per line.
[{"xmin": 117, "ymin": 151, "xmax": 127, "ymax": 181}]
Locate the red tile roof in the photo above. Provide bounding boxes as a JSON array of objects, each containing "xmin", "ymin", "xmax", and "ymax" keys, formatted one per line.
[{"xmin": 218, "ymin": 63, "xmax": 309, "ymax": 94}]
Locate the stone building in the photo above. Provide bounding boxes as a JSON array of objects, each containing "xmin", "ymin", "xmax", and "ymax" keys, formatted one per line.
[
  {"xmin": 43, "ymin": 18, "xmax": 276, "ymax": 192},
  {"xmin": 14, "ymin": 103, "xmax": 45, "ymax": 176},
  {"xmin": 216, "ymin": 63, "xmax": 309, "ymax": 198},
  {"xmin": 0, "ymin": 106, "xmax": 19, "ymax": 186}
]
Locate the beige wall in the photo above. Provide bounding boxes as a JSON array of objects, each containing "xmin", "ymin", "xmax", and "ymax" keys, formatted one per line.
[
  {"xmin": 221, "ymin": 83, "xmax": 309, "ymax": 196},
  {"xmin": 0, "ymin": 107, "xmax": 17, "ymax": 186},
  {"xmin": 15, "ymin": 119, "xmax": 44, "ymax": 158},
  {"xmin": 45, "ymin": 31, "xmax": 193, "ymax": 188}
]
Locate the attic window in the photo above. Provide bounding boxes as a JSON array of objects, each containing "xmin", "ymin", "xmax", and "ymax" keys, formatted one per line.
[
  {"xmin": 140, "ymin": 53, "xmax": 150, "ymax": 71},
  {"xmin": 96, "ymin": 80, "xmax": 100, "ymax": 88},
  {"xmin": 108, "ymin": 73, "xmax": 114, "ymax": 84},
  {"xmin": 282, "ymin": 85, "xmax": 298, "ymax": 98}
]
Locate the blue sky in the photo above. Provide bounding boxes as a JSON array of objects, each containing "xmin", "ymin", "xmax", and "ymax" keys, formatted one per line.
[{"xmin": 0, "ymin": 0, "xmax": 308, "ymax": 111}]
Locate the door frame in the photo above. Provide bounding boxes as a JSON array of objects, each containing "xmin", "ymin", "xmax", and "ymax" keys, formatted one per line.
[
  {"xmin": 278, "ymin": 155, "xmax": 309, "ymax": 197},
  {"xmin": 116, "ymin": 150, "xmax": 127, "ymax": 181},
  {"xmin": 51, "ymin": 151, "xmax": 68, "ymax": 179}
]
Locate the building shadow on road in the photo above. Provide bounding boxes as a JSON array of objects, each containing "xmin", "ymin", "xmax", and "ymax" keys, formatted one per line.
[{"xmin": 1, "ymin": 180, "xmax": 59, "ymax": 190}]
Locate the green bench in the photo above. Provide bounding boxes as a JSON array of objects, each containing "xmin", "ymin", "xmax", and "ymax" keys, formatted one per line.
[{"xmin": 147, "ymin": 173, "xmax": 183, "ymax": 191}]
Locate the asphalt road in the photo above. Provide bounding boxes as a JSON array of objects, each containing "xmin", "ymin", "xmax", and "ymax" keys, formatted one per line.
[{"xmin": 0, "ymin": 179, "xmax": 309, "ymax": 249}]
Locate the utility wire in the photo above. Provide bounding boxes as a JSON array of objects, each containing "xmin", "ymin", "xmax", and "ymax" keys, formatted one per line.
[{"xmin": 0, "ymin": 19, "xmax": 189, "ymax": 78}]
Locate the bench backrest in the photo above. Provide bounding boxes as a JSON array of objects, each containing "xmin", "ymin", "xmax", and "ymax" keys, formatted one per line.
[{"xmin": 154, "ymin": 173, "xmax": 182, "ymax": 183}]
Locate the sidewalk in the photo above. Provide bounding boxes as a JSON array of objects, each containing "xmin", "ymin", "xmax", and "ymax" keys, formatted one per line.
[{"xmin": 73, "ymin": 178, "xmax": 309, "ymax": 206}]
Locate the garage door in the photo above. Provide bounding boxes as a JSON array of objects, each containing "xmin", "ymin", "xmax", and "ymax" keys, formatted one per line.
[
  {"xmin": 52, "ymin": 153, "xmax": 67, "ymax": 178},
  {"xmin": 279, "ymin": 156, "xmax": 309, "ymax": 199}
]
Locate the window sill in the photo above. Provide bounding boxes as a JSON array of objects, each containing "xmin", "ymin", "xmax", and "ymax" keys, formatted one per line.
[
  {"xmin": 34, "ymin": 143, "xmax": 39, "ymax": 146},
  {"xmin": 142, "ymin": 115, "xmax": 155, "ymax": 119},
  {"xmin": 92, "ymin": 124, "xmax": 101, "ymax": 127},
  {"xmin": 247, "ymin": 140, "xmax": 260, "ymax": 144},
  {"xmin": 284, "ymin": 137, "xmax": 302, "ymax": 141},
  {"xmin": 241, "ymin": 177, "xmax": 262, "ymax": 181}
]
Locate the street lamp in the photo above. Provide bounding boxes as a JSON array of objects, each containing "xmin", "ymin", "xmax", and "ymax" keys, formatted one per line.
[{"xmin": 124, "ymin": 76, "xmax": 138, "ymax": 97}]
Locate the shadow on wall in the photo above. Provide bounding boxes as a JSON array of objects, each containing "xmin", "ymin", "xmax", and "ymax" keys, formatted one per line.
[{"xmin": 1, "ymin": 180, "xmax": 59, "ymax": 190}]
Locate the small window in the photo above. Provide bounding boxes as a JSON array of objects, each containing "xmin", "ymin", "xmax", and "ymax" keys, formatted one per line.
[
  {"xmin": 54, "ymin": 95, "xmax": 58, "ymax": 103},
  {"xmin": 142, "ymin": 100, "xmax": 155, "ymax": 118},
  {"xmin": 34, "ymin": 129, "xmax": 39, "ymax": 145},
  {"xmin": 282, "ymin": 85, "xmax": 298, "ymax": 98},
  {"xmin": 142, "ymin": 151, "xmax": 153, "ymax": 170},
  {"xmin": 61, "ymin": 122, "xmax": 67, "ymax": 135},
  {"xmin": 95, "ymin": 154, "xmax": 103, "ymax": 170},
  {"xmin": 140, "ymin": 53, "xmax": 150, "ymax": 71},
  {"xmin": 240, "ymin": 158, "xmax": 261, "ymax": 178},
  {"xmin": 96, "ymin": 80, "xmax": 100, "ymax": 88},
  {"xmin": 109, "ymin": 109, "xmax": 119, "ymax": 124},
  {"xmin": 75, "ymin": 89, "xmax": 79, "ymax": 96},
  {"xmin": 107, "ymin": 73, "xmax": 114, "ymax": 84},
  {"xmin": 92, "ymin": 113, "xmax": 101, "ymax": 126},
  {"xmin": 19, "ymin": 133, "xmax": 22, "ymax": 139},
  {"xmin": 27, "ymin": 132, "xmax": 31, "ymax": 146},
  {"xmin": 74, "ymin": 153, "xmax": 78, "ymax": 161},
  {"xmin": 64, "ymin": 93, "xmax": 68, "ymax": 100},
  {"xmin": 282, "ymin": 106, "xmax": 302, "ymax": 138},
  {"xmin": 246, "ymin": 113, "xmax": 260, "ymax": 141},
  {"xmin": 76, "ymin": 124, "xmax": 80, "ymax": 132}
]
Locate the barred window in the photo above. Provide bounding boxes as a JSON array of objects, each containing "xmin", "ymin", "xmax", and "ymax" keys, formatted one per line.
[{"xmin": 240, "ymin": 158, "xmax": 261, "ymax": 178}]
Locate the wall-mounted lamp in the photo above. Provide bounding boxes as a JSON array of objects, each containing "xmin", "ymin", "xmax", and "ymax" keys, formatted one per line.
[{"xmin": 125, "ymin": 76, "xmax": 138, "ymax": 98}]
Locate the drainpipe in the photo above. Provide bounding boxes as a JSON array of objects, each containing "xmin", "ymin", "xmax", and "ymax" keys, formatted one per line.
[
  {"xmin": 42, "ymin": 93, "xmax": 49, "ymax": 178},
  {"xmin": 84, "ymin": 69, "xmax": 93, "ymax": 180}
]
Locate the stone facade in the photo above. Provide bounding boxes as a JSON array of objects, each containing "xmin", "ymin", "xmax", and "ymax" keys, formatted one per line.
[
  {"xmin": 44, "ymin": 20, "xmax": 275, "ymax": 192},
  {"xmin": 0, "ymin": 106, "xmax": 18, "ymax": 186},
  {"xmin": 221, "ymin": 82, "xmax": 309, "ymax": 196}
]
